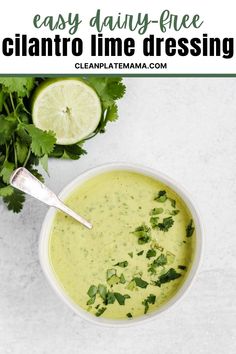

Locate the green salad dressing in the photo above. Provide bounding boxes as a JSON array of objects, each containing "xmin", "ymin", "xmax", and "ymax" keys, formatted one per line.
[{"xmin": 49, "ymin": 171, "xmax": 195, "ymax": 319}]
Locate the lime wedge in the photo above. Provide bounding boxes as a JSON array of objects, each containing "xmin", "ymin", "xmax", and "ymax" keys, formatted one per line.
[{"xmin": 32, "ymin": 79, "xmax": 102, "ymax": 145}]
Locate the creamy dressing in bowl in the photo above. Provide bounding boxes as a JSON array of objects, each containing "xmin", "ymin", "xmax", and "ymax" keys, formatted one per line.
[{"xmin": 47, "ymin": 169, "xmax": 197, "ymax": 320}]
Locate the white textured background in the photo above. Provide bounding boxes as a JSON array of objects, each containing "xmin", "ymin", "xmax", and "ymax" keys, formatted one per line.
[{"xmin": 0, "ymin": 78, "xmax": 236, "ymax": 354}]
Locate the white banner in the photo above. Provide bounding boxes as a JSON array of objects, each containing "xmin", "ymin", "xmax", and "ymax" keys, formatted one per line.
[{"xmin": 0, "ymin": 0, "xmax": 235, "ymax": 74}]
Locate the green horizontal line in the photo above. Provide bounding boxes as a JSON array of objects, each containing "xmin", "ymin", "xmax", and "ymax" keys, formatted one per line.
[{"xmin": 0, "ymin": 73, "xmax": 236, "ymax": 77}]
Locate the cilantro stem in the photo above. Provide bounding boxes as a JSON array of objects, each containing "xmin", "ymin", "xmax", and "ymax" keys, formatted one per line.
[
  {"xmin": 13, "ymin": 140, "xmax": 18, "ymax": 169},
  {"xmin": 3, "ymin": 102, "xmax": 10, "ymax": 115},
  {"xmin": 23, "ymin": 148, "xmax": 31, "ymax": 167},
  {"xmin": 15, "ymin": 115, "xmax": 22, "ymax": 124},
  {"xmin": 5, "ymin": 144, "xmax": 9, "ymax": 160},
  {"xmin": 9, "ymin": 93, "xmax": 15, "ymax": 111}
]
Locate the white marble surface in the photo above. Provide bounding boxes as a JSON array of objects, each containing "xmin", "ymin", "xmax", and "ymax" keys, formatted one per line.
[{"xmin": 0, "ymin": 78, "xmax": 236, "ymax": 354}]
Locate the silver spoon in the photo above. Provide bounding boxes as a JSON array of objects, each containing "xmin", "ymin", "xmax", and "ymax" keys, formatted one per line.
[{"xmin": 10, "ymin": 167, "xmax": 92, "ymax": 229}]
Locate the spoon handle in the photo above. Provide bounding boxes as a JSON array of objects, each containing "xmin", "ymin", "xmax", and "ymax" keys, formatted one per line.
[{"xmin": 10, "ymin": 167, "xmax": 92, "ymax": 229}]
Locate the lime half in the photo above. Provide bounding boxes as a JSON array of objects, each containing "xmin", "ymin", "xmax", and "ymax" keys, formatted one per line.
[{"xmin": 32, "ymin": 79, "xmax": 102, "ymax": 145}]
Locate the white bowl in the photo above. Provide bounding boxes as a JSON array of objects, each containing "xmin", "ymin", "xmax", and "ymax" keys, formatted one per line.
[{"xmin": 39, "ymin": 163, "xmax": 203, "ymax": 327}]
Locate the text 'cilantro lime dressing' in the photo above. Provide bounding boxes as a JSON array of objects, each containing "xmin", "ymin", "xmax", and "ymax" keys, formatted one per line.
[{"xmin": 49, "ymin": 171, "xmax": 195, "ymax": 319}]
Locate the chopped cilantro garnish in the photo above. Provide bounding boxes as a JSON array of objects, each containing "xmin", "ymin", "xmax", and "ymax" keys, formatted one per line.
[
  {"xmin": 142, "ymin": 294, "xmax": 156, "ymax": 314},
  {"xmin": 134, "ymin": 277, "xmax": 148, "ymax": 288},
  {"xmin": 87, "ymin": 285, "xmax": 97, "ymax": 298},
  {"xmin": 107, "ymin": 274, "xmax": 120, "ymax": 287},
  {"xmin": 126, "ymin": 312, "xmax": 133, "ymax": 318},
  {"xmin": 154, "ymin": 190, "xmax": 167, "ymax": 202},
  {"xmin": 137, "ymin": 250, "xmax": 144, "ymax": 256},
  {"xmin": 98, "ymin": 284, "xmax": 107, "ymax": 300},
  {"xmin": 148, "ymin": 254, "xmax": 167, "ymax": 274},
  {"xmin": 87, "ymin": 285, "xmax": 98, "ymax": 305},
  {"xmin": 119, "ymin": 273, "xmax": 126, "ymax": 284},
  {"xmin": 169, "ymin": 209, "xmax": 180, "ymax": 216},
  {"xmin": 132, "ymin": 224, "xmax": 151, "ymax": 244},
  {"xmin": 87, "ymin": 296, "xmax": 96, "ymax": 305},
  {"xmin": 106, "ymin": 268, "xmax": 125, "ymax": 286},
  {"xmin": 114, "ymin": 260, "xmax": 128, "ymax": 268},
  {"xmin": 106, "ymin": 268, "xmax": 116, "ymax": 279},
  {"xmin": 95, "ymin": 307, "xmax": 106, "ymax": 317},
  {"xmin": 126, "ymin": 279, "xmax": 136, "ymax": 291},
  {"xmin": 155, "ymin": 254, "xmax": 167, "ymax": 266},
  {"xmin": 104, "ymin": 291, "xmax": 116, "ymax": 305},
  {"xmin": 168, "ymin": 198, "xmax": 176, "ymax": 208},
  {"xmin": 128, "ymin": 252, "xmax": 133, "ymax": 258},
  {"xmin": 154, "ymin": 268, "xmax": 181, "ymax": 287},
  {"xmin": 186, "ymin": 219, "xmax": 195, "ymax": 237},
  {"xmin": 157, "ymin": 216, "xmax": 174, "ymax": 232},
  {"xmin": 150, "ymin": 216, "xmax": 159, "ymax": 229},
  {"xmin": 178, "ymin": 265, "xmax": 187, "ymax": 270},
  {"xmin": 146, "ymin": 249, "xmax": 156, "ymax": 259},
  {"xmin": 150, "ymin": 207, "xmax": 164, "ymax": 215},
  {"xmin": 114, "ymin": 292, "xmax": 130, "ymax": 305}
]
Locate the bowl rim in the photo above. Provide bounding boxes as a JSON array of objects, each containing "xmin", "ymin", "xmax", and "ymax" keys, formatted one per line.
[{"xmin": 39, "ymin": 162, "xmax": 204, "ymax": 327}]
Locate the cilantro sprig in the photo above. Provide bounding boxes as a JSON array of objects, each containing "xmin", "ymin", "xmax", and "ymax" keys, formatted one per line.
[{"xmin": 0, "ymin": 77, "xmax": 126, "ymax": 212}]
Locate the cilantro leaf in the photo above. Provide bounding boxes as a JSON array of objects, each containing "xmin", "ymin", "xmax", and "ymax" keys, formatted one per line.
[
  {"xmin": 146, "ymin": 249, "xmax": 156, "ymax": 259},
  {"xmin": 0, "ymin": 185, "xmax": 14, "ymax": 197},
  {"xmin": 148, "ymin": 254, "xmax": 167, "ymax": 275},
  {"xmin": 169, "ymin": 209, "xmax": 180, "ymax": 216},
  {"xmin": 150, "ymin": 207, "xmax": 164, "ymax": 215},
  {"xmin": 126, "ymin": 313, "xmax": 133, "ymax": 318},
  {"xmin": 87, "ymin": 296, "xmax": 96, "ymax": 305},
  {"xmin": 154, "ymin": 254, "xmax": 167, "ymax": 266},
  {"xmin": 186, "ymin": 219, "xmax": 195, "ymax": 237},
  {"xmin": 22, "ymin": 124, "xmax": 56, "ymax": 157},
  {"xmin": 49, "ymin": 145, "xmax": 64, "ymax": 158},
  {"xmin": 114, "ymin": 260, "xmax": 128, "ymax": 268},
  {"xmin": 126, "ymin": 280, "xmax": 136, "ymax": 291},
  {"xmin": 27, "ymin": 167, "xmax": 44, "ymax": 183},
  {"xmin": 63, "ymin": 144, "xmax": 87, "ymax": 160},
  {"xmin": 0, "ymin": 77, "xmax": 35, "ymax": 97},
  {"xmin": 87, "ymin": 285, "xmax": 97, "ymax": 298},
  {"xmin": 15, "ymin": 139, "xmax": 29, "ymax": 164},
  {"xmin": 168, "ymin": 198, "xmax": 176, "ymax": 208},
  {"xmin": 87, "ymin": 77, "xmax": 126, "ymax": 109},
  {"xmin": 0, "ymin": 115, "xmax": 17, "ymax": 145},
  {"xmin": 157, "ymin": 216, "xmax": 174, "ymax": 232},
  {"xmin": 95, "ymin": 307, "xmax": 106, "ymax": 317},
  {"xmin": 0, "ymin": 160, "xmax": 15, "ymax": 183},
  {"xmin": 98, "ymin": 284, "xmax": 107, "ymax": 300},
  {"xmin": 134, "ymin": 277, "xmax": 148, "ymax": 289},
  {"xmin": 104, "ymin": 291, "xmax": 116, "ymax": 305},
  {"xmin": 119, "ymin": 273, "xmax": 126, "ymax": 284},
  {"xmin": 3, "ymin": 189, "xmax": 25, "ymax": 212},
  {"xmin": 154, "ymin": 268, "xmax": 181, "ymax": 287},
  {"xmin": 106, "ymin": 268, "xmax": 116, "ymax": 279},
  {"xmin": 178, "ymin": 265, "xmax": 187, "ymax": 270},
  {"xmin": 107, "ymin": 274, "xmax": 120, "ymax": 287},
  {"xmin": 132, "ymin": 223, "xmax": 151, "ymax": 244},
  {"xmin": 137, "ymin": 250, "xmax": 144, "ymax": 256},
  {"xmin": 0, "ymin": 91, "xmax": 4, "ymax": 111},
  {"xmin": 106, "ymin": 103, "xmax": 118, "ymax": 122},
  {"xmin": 114, "ymin": 292, "xmax": 130, "ymax": 305},
  {"xmin": 142, "ymin": 294, "xmax": 156, "ymax": 314},
  {"xmin": 150, "ymin": 216, "xmax": 159, "ymax": 229},
  {"xmin": 154, "ymin": 190, "xmax": 167, "ymax": 202}
]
